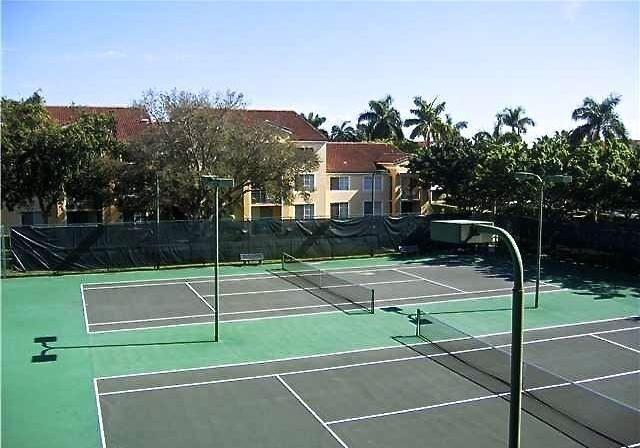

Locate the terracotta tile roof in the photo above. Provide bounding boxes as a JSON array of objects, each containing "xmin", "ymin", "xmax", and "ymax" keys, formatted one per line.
[
  {"xmin": 326, "ymin": 142, "xmax": 407, "ymax": 173},
  {"xmin": 239, "ymin": 110, "xmax": 327, "ymax": 141},
  {"xmin": 46, "ymin": 106, "xmax": 150, "ymax": 141}
]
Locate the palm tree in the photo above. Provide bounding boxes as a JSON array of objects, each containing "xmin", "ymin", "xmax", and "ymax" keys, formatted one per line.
[
  {"xmin": 570, "ymin": 94, "xmax": 627, "ymax": 144},
  {"xmin": 496, "ymin": 106, "xmax": 535, "ymax": 135},
  {"xmin": 403, "ymin": 96, "xmax": 447, "ymax": 146},
  {"xmin": 330, "ymin": 121, "xmax": 359, "ymax": 142},
  {"xmin": 357, "ymin": 95, "xmax": 404, "ymax": 141},
  {"xmin": 300, "ymin": 112, "xmax": 329, "ymax": 137}
]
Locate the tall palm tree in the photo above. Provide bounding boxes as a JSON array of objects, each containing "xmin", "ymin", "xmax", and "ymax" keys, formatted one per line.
[
  {"xmin": 403, "ymin": 96, "xmax": 447, "ymax": 146},
  {"xmin": 330, "ymin": 121, "xmax": 359, "ymax": 142},
  {"xmin": 570, "ymin": 94, "xmax": 627, "ymax": 144},
  {"xmin": 357, "ymin": 95, "xmax": 404, "ymax": 141},
  {"xmin": 496, "ymin": 106, "xmax": 535, "ymax": 135},
  {"xmin": 300, "ymin": 112, "xmax": 329, "ymax": 138}
]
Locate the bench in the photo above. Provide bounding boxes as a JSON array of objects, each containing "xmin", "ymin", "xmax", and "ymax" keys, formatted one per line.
[
  {"xmin": 398, "ymin": 245, "xmax": 419, "ymax": 256},
  {"xmin": 240, "ymin": 253, "xmax": 264, "ymax": 265}
]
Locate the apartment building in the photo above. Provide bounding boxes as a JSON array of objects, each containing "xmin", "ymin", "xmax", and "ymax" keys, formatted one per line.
[
  {"xmin": 2, "ymin": 106, "xmax": 428, "ymax": 226},
  {"xmin": 244, "ymin": 141, "xmax": 428, "ymax": 220}
]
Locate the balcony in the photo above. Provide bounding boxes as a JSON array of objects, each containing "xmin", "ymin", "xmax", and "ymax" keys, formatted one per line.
[{"xmin": 251, "ymin": 190, "xmax": 279, "ymax": 205}]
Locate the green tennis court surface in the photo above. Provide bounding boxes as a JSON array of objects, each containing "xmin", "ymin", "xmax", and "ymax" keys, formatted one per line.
[{"xmin": 2, "ymin": 255, "xmax": 639, "ymax": 448}]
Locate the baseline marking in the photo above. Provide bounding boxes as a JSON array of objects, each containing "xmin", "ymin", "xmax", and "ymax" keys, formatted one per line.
[
  {"xmin": 276, "ymin": 375, "xmax": 350, "ymax": 448},
  {"xmin": 94, "ymin": 315, "xmax": 639, "ymax": 381},
  {"xmin": 94, "ymin": 379, "xmax": 107, "ymax": 448},
  {"xmin": 81, "ymin": 284, "xmax": 90, "ymax": 334},
  {"xmin": 86, "ymin": 286, "xmax": 565, "ymax": 333},
  {"xmin": 96, "ymin": 325, "xmax": 640, "ymax": 396}
]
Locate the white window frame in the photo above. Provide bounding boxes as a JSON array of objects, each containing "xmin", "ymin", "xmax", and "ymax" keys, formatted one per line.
[
  {"xmin": 299, "ymin": 174, "xmax": 315, "ymax": 191},
  {"xmin": 295, "ymin": 203, "xmax": 315, "ymax": 220},
  {"xmin": 363, "ymin": 201, "xmax": 383, "ymax": 216},
  {"xmin": 330, "ymin": 202, "xmax": 349, "ymax": 219},
  {"xmin": 330, "ymin": 176, "xmax": 350, "ymax": 191},
  {"xmin": 362, "ymin": 175, "xmax": 383, "ymax": 192}
]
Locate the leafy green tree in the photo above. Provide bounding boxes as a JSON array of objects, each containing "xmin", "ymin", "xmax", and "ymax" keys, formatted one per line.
[
  {"xmin": 330, "ymin": 121, "xmax": 359, "ymax": 142},
  {"xmin": 358, "ymin": 95, "xmax": 404, "ymax": 141},
  {"xmin": 63, "ymin": 111, "xmax": 125, "ymax": 213},
  {"xmin": 496, "ymin": 106, "xmax": 535, "ymax": 135},
  {"xmin": 124, "ymin": 89, "xmax": 319, "ymax": 219},
  {"xmin": 565, "ymin": 139, "xmax": 633, "ymax": 221},
  {"xmin": 570, "ymin": 94, "xmax": 627, "ymax": 144},
  {"xmin": 1, "ymin": 93, "xmax": 69, "ymax": 222},
  {"xmin": 404, "ymin": 96, "xmax": 447, "ymax": 146}
]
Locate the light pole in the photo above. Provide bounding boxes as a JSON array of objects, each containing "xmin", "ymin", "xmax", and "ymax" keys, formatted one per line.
[
  {"xmin": 431, "ymin": 219, "xmax": 525, "ymax": 448},
  {"xmin": 514, "ymin": 172, "xmax": 572, "ymax": 308},
  {"xmin": 200, "ymin": 175, "xmax": 234, "ymax": 342}
]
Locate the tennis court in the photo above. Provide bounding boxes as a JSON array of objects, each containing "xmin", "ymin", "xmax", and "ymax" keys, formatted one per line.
[
  {"xmin": 81, "ymin": 259, "xmax": 561, "ymax": 333},
  {"xmin": 94, "ymin": 318, "xmax": 639, "ymax": 448}
]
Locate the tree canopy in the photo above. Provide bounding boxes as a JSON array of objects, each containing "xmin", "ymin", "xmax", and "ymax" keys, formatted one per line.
[{"xmin": 358, "ymin": 95, "xmax": 404, "ymax": 141}]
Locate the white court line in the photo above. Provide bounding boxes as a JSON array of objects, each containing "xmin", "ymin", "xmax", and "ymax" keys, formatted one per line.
[
  {"xmin": 96, "ymin": 324, "xmax": 640, "ymax": 396},
  {"xmin": 327, "ymin": 369, "xmax": 640, "ymax": 426},
  {"xmin": 90, "ymin": 313, "xmax": 214, "ymax": 327},
  {"xmin": 276, "ymin": 375, "xmax": 350, "ymax": 448},
  {"xmin": 99, "ymin": 355, "xmax": 425, "ymax": 396},
  {"xmin": 93, "ymin": 378, "xmax": 107, "ymax": 448},
  {"xmin": 326, "ymin": 394, "xmax": 504, "ymax": 425},
  {"xmin": 86, "ymin": 286, "xmax": 565, "ymax": 332},
  {"xmin": 81, "ymin": 262, "xmax": 476, "ymax": 290},
  {"xmin": 94, "ymin": 315, "xmax": 638, "ymax": 380},
  {"xmin": 81, "ymin": 284, "xmax": 90, "ymax": 334},
  {"xmin": 394, "ymin": 268, "xmax": 466, "ymax": 293},
  {"xmin": 590, "ymin": 334, "xmax": 640, "ymax": 354},
  {"xmin": 185, "ymin": 281, "xmax": 216, "ymax": 313},
  {"xmin": 86, "ymin": 287, "xmax": 566, "ymax": 332}
]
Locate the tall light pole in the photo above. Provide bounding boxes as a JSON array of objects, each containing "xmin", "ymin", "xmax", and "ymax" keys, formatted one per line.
[
  {"xmin": 431, "ymin": 219, "xmax": 525, "ymax": 448},
  {"xmin": 514, "ymin": 172, "xmax": 572, "ymax": 308},
  {"xmin": 200, "ymin": 175, "xmax": 234, "ymax": 342}
]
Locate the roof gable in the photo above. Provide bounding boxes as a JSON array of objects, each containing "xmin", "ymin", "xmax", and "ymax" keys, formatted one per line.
[
  {"xmin": 326, "ymin": 142, "xmax": 407, "ymax": 173},
  {"xmin": 45, "ymin": 106, "xmax": 150, "ymax": 141},
  {"xmin": 240, "ymin": 110, "xmax": 327, "ymax": 141}
]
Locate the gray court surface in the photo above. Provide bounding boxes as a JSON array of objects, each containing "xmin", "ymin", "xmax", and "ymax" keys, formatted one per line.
[
  {"xmin": 82, "ymin": 263, "xmax": 560, "ymax": 333},
  {"xmin": 95, "ymin": 318, "xmax": 640, "ymax": 448}
]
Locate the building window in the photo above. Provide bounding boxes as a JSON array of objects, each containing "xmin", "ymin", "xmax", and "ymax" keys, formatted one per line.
[
  {"xmin": 330, "ymin": 176, "xmax": 350, "ymax": 191},
  {"xmin": 330, "ymin": 202, "xmax": 349, "ymax": 219},
  {"xmin": 363, "ymin": 175, "xmax": 383, "ymax": 192},
  {"xmin": 296, "ymin": 174, "xmax": 315, "ymax": 192},
  {"xmin": 295, "ymin": 204, "xmax": 315, "ymax": 220},
  {"xmin": 363, "ymin": 201, "xmax": 383, "ymax": 216}
]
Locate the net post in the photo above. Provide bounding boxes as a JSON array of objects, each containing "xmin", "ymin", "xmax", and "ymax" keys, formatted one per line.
[
  {"xmin": 281, "ymin": 253, "xmax": 285, "ymax": 270},
  {"xmin": 415, "ymin": 309, "xmax": 421, "ymax": 337},
  {"xmin": 370, "ymin": 290, "xmax": 374, "ymax": 314}
]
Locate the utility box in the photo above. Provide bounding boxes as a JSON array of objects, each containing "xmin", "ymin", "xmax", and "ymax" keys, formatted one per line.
[{"xmin": 431, "ymin": 220, "xmax": 495, "ymax": 244}]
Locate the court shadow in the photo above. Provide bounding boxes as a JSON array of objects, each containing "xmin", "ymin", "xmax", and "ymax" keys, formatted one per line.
[{"xmin": 31, "ymin": 337, "xmax": 215, "ymax": 363}]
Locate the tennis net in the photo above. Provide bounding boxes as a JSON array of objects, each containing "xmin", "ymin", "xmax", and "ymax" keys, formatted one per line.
[
  {"xmin": 414, "ymin": 309, "xmax": 638, "ymax": 448},
  {"xmin": 281, "ymin": 253, "xmax": 374, "ymax": 313}
]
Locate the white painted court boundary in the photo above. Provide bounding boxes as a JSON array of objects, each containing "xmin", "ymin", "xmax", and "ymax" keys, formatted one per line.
[
  {"xmin": 86, "ymin": 286, "xmax": 566, "ymax": 334},
  {"xmin": 83, "ymin": 261, "xmax": 548, "ymax": 289},
  {"xmin": 94, "ymin": 324, "xmax": 640, "ymax": 448},
  {"xmin": 95, "ymin": 316, "xmax": 640, "ymax": 383}
]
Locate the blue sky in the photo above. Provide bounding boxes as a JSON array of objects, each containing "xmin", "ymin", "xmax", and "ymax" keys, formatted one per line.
[{"xmin": 2, "ymin": 1, "xmax": 638, "ymax": 140}]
